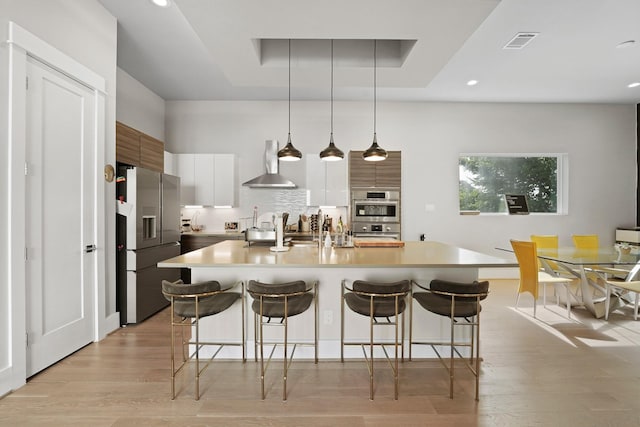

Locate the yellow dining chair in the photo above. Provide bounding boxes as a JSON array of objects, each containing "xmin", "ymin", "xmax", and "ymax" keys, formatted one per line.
[
  {"xmin": 511, "ymin": 239, "xmax": 574, "ymax": 318},
  {"xmin": 530, "ymin": 235, "xmax": 565, "ymax": 304},
  {"xmin": 530, "ymin": 234, "xmax": 560, "ymax": 271},
  {"xmin": 572, "ymin": 234, "xmax": 628, "ymax": 280},
  {"xmin": 572, "ymin": 234, "xmax": 599, "ymax": 250}
]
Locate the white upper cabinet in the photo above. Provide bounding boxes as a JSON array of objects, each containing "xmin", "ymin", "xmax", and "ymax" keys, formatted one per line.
[
  {"xmin": 176, "ymin": 154, "xmax": 196, "ymax": 206},
  {"xmin": 213, "ymin": 154, "xmax": 235, "ymax": 207},
  {"xmin": 164, "ymin": 151, "xmax": 176, "ymax": 175},
  {"xmin": 194, "ymin": 154, "xmax": 215, "ymax": 206},
  {"xmin": 175, "ymin": 153, "xmax": 236, "ymax": 207},
  {"xmin": 306, "ymin": 157, "xmax": 348, "ymax": 206}
]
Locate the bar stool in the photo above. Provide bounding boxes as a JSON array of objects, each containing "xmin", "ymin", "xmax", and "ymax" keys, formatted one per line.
[
  {"xmin": 161, "ymin": 279, "xmax": 245, "ymax": 400},
  {"xmin": 341, "ymin": 279, "xmax": 411, "ymax": 400},
  {"xmin": 247, "ymin": 280, "xmax": 318, "ymax": 400},
  {"xmin": 409, "ymin": 279, "xmax": 489, "ymax": 400}
]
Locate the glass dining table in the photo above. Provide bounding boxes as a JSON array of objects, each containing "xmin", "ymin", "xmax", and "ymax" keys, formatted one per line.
[{"xmin": 503, "ymin": 246, "xmax": 640, "ymax": 318}]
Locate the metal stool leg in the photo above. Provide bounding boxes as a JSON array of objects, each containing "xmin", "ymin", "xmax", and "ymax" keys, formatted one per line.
[
  {"xmin": 259, "ymin": 298, "xmax": 265, "ymax": 400},
  {"xmin": 283, "ymin": 296, "xmax": 288, "ymax": 401}
]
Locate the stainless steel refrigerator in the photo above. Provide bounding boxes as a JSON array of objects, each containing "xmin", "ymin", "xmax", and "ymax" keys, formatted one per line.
[{"xmin": 116, "ymin": 166, "xmax": 181, "ymax": 324}]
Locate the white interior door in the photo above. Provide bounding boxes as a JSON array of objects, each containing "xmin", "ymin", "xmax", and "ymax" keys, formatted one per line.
[{"xmin": 25, "ymin": 57, "xmax": 96, "ymax": 376}]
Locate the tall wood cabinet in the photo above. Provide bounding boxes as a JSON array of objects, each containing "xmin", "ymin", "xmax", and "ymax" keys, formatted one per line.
[
  {"xmin": 115, "ymin": 121, "xmax": 164, "ymax": 172},
  {"xmin": 349, "ymin": 150, "xmax": 401, "ymax": 188}
]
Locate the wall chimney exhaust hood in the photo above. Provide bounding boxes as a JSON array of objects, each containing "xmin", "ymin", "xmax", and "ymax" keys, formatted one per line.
[{"xmin": 242, "ymin": 140, "xmax": 297, "ymax": 188}]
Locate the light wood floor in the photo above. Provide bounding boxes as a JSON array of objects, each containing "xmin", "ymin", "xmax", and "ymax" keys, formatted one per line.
[{"xmin": 2, "ymin": 279, "xmax": 640, "ymax": 426}]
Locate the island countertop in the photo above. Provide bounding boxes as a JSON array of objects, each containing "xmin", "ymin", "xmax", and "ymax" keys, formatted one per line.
[
  {"xmin": 158, "ymin": 240, "xmax": 516, "ymax": 269},
  {"xmin": 157, "ymin": 239, "xmax": 516, "ymax": 360}
]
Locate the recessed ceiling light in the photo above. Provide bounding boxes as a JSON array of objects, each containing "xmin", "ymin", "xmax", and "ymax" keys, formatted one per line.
[
  {"xmin": 150, "ymin": 0, "xmax": 170, "ymax": 7},
  {"xmin": 628, "ymin": 82, "xmax": 640, "ymax": 88},
  {"xmin": 466, "ymin": 80, "xmax": 478, "ymax": 86},
  {"xmin": 616, "ymin": 40, "xmax": 636, "ymax": 48}
]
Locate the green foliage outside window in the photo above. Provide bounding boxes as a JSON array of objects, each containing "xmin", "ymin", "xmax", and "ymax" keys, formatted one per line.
[{"xmin": 459, "ymin": 155, "xmax": 559, "ymax": 213}]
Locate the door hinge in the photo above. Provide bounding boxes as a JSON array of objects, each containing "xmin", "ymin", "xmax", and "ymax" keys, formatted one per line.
[
  {"xmin": 25, "ymin": 76, "xmax": 28, "ymax": 90},
  {"xmin": 25, "ymin": 247, "xmax": 28, "ymax": 261},
  {"xmin": 25, "ymin": 332, "xmax": 29, "ymax": 348}
]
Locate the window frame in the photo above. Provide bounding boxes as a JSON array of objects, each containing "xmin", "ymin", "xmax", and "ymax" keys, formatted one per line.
[{"xmin": 458, "ymin": 153, "xmax": 568, "ymax": 215}]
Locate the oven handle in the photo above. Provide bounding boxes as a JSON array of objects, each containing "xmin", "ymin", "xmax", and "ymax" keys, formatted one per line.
[
  {"xmin": 353, "ymin": 233, "xmax": 400, "ymax": 240},
  {"xmin": 353, "ymin": 199, "xmax": 399, "ymax": 205}
]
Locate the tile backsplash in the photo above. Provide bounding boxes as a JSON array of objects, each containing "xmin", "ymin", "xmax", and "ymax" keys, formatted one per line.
[{"xmin": 181, "ymin": 187, "xmax": 348, "ymax": 232}]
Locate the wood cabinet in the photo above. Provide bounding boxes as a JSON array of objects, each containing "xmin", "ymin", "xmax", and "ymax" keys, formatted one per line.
[
  {"xmin": 115, "ymin": 122, "xmax": 140, "ymax": 166},
  {"xmin": 349, "ymin": 150, "xmax": 401, "ymax": 188},
  {"xmin": 306, "ymin": 157, "xmax": 348, "ymax": 206},
  {"xmin": 139, "ymin": 134, "xmax": 164, "ymax": 171},
  {"xmin": 115, "ymin": 121, "xmax": 164, "ymax": 172},
  {"xmin": 175, "ymin": 153, "xmax": 236, "ymax": 207}
]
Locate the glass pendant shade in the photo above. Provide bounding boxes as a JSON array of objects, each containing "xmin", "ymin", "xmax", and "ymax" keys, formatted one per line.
[
  {"xmin": 319, "ymin": 133, "xmax": 344, "ymax": 161},
  {"xmin": 363, "ymin": 133, "xmax": 387, "ymax": 161},
  {"xmin": 278, "ymin": 39, "xmax": 302, "ymax": 162},
  {"xmin": 278, "ymin": 132, "xmax": 302, "ymax": 161}
]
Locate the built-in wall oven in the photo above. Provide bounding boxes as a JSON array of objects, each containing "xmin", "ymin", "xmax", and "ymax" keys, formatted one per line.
[
  {"xmin": 351, "ymin": 189, "xmax": 400, "ymax": 223},
  {"xmin": 351, "ymin": 188, "xmax": 401, "ymax": 239}
]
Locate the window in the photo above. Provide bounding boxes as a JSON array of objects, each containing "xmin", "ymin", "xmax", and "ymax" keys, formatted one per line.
[{"xmin": 459, "ymin": 154, "xmax": 567, "ymax": 214}]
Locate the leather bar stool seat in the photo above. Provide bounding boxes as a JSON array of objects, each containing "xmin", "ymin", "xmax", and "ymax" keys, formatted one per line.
[
  {"xmin": 247, "ymin": 279, "xmax": 318, "ymax": 401},
  {"xmin": 162, "ymin": 279, "xmax": 245, "ymax": 400},
  {"xmin": 341, "ymin": 279, "xmax": 411, "ymax": 400},
  {"xmin": 410, "ymin": 279, "xmax": 489, "ymax": 400}
]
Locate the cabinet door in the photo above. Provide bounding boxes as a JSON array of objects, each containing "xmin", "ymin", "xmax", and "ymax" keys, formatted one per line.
[
  {"xmin": 176, "ymin": 154, "xmax": 195, "ymax": 206},
  {"xmin": 164, "ymin": 151, "xmax": 175, "ymax": 175},
  {"xmin": 349, "ymin": 151, "xmax": 375, "ymax": 188},
  {"xmin": 214, "ymin": 154, "xmax": 235, "ymax": 207},
  {"xmin": 139, "ymin": 133, "xmax": 164, "ymax": 172},
  {"xmin": 325, "ymin": 160, "xmax": 348, "ymax": 206},
  {"xmin": 194, "ymin": 154, "xmax": 215, "ymax": 206},
  {"xmin": 116, "ymin": 121, "xmax": 140, "ymax": 166},
  {"xmin": 375, "ymin": 150, "xmax": 401, "ymax": 187},
  {"xmin": 306, "ymin": 157, "xmax": 348, "ymax": 206},
  {"xmin": 306, "ymin": 157, "xmax": 326, "ymax": 206}
]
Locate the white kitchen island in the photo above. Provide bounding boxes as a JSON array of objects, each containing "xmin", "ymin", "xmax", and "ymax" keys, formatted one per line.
[{"xmin": 158, "ymin": 240, "xmax": 516, "ymax": 359}]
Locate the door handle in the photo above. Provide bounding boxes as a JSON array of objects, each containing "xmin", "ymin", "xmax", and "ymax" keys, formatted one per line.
[{"xmin": 84, "ymin": 244, "xmax": 97, "ymax": 253}]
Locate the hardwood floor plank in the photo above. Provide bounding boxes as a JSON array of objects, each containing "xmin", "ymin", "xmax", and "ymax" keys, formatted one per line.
[{"xmin": 3, "ymin": 279, "xmax": 640, "ymax": 426}]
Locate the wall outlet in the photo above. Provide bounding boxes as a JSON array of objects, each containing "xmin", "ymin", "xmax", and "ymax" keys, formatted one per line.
[{"xmin": 323, "ymin": 310, "xmax": 333, "ymax": 325}]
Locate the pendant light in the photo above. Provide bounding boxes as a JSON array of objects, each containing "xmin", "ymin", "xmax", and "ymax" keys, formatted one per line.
[
  {"xmin": 362, "ymin": 39, "xmax": 387, "ymax": 162},
  {"xmin": 319, "ymin": 40, "xmax": 344, "ymax": 161},
  {"xmin": 278, "ymin": 39, "xmax": 303, "ymax": 162}
]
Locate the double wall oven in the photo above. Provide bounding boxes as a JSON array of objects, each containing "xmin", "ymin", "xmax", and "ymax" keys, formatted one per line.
[{"xmin": 351, "ymin": 189, "xmax": 401, "ymax": 239}]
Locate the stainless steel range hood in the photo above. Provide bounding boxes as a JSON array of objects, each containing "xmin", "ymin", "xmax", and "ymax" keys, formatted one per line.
[{"xmin": 242, "ymin": 140, "xmax": 297, "ymax": 188}]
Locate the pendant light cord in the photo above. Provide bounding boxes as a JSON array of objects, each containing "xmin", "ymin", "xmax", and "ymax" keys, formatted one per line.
[
  {"xmin": 373, "ymin": 39, "xmax": 377, "ymax": 135},
  {"xmin": 330, "ymin": 39, "xmax": 334, "ymax": 135},
  {"xmin": 288, "ymin": 39, "xmax": 291, "ymax": 135}
]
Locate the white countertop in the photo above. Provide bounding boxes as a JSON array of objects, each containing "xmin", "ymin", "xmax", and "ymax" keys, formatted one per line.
[{"xmin": 159, "ymin": 240, "xmax": 516, "ymax": 269}]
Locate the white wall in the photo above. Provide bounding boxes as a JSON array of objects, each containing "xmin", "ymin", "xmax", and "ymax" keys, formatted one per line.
[
  {"xmin": 0, "ymin": 0, "xmax": 117, "ymax": 395},
  {"xmin": 166, "ymin": 101, "xmax": 637, "ymax": 254},
  {"xmin": 116, "ymin": 67, "xmax": 166, "ymax": 140}
]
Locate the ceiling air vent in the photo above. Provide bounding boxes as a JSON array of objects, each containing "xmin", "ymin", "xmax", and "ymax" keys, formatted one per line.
[{"xmin": 503, "ymin": 32, "xmax": 539, "ymax": 49}]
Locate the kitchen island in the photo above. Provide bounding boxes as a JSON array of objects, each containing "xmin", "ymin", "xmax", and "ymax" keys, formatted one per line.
[{"xmin": 158, "ymin": 240, "xmax": 516, "ymax": 359}]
